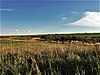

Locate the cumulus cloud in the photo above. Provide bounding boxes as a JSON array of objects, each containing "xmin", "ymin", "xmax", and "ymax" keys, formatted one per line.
[
  {"xmin": 0, "ymin": 8, "xmax": 14, "ymax": 12},
  {"xmin": 69, "ymin": 11, "xmax": 100, "ymax": 27}
]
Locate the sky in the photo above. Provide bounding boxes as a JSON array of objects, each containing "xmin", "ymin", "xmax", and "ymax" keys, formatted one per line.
[{"xmin": 0, "ymin": 0, "xmax": 100, "ymax": 35}]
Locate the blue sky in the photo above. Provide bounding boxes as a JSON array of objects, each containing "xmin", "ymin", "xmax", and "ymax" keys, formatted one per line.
[{"xmin": 0, "ymin": 0, "xmax": 100, "ymax": 35}]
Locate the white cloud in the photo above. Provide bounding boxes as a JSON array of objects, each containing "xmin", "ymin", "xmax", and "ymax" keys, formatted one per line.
[
  {"xmin": 71, "ymin": 11, "xmax": 79, "ymax": 14},
  {"xmin": 9, "ymin": 29, "xmax": 18, "ymax": 33},
  {"xmin": 15, "ymin": 29, "xmax": 18, "ymax": 32},
  {"xmin": 27, "ymin": 30, "xmax": 30, "ymax": 33},
  {"xmin": 0, "ymin": 8, "xmax": 14, "ymax": 12},
  {"xmin": 58, "ymin": 14, "xmax": 67, "ymax": 21},
  {"xmin": 69, "ymin": 11, "xmax": 100, "ymax": 27},
  {"xmin": 61, "ymin": 17, "xmax": 67, "ymax": 21}
]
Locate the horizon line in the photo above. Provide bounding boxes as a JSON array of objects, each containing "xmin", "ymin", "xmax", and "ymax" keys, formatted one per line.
[{"xmin": 0, "ymin": 31, "xmax": 100, "ymax": 36}]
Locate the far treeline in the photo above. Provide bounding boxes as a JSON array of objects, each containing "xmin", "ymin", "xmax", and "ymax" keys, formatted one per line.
[{"xmin": 40, "ymin": 33, "xmax": 100, "ymax": 43}]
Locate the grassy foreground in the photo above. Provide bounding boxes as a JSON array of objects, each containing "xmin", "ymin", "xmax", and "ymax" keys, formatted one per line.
[{"xmin": 0, "ymin": 34, "xmax": 100, "ymax": 75}]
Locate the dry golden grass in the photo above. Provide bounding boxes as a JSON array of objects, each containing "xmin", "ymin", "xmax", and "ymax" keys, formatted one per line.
[
  {"xmin": 0, "ymin": 37, "xmax": 99, "ymax": 55},
  {"xmin": 0, "ymin": 37, "xmax": 100, "ymax": 75}
]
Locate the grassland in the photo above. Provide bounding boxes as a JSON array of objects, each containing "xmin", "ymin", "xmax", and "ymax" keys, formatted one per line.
[{"xmin": 0, "ymin": 33, "xmax": 100, "ymax": 75}]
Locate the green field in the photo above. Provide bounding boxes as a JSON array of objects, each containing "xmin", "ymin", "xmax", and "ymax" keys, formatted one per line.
[{"xmin": 0, "ymin": 33, "xmax": 100, "ymax": 75}]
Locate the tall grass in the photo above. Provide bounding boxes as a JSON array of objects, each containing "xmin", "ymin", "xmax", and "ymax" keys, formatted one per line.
[{"xmin": 0, "ymin": 37, "xmax": 100, "ymax": 75}]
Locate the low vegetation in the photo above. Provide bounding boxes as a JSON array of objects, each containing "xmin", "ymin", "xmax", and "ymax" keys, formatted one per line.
[{"xmin": 40, "ymin": 33, "xmax": 100, "ymax": 43}]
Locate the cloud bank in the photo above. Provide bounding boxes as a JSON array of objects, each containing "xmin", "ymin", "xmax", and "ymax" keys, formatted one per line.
[{"xmin": 69, "ymin": 11, "xmax": 100, "ymax": 27}]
